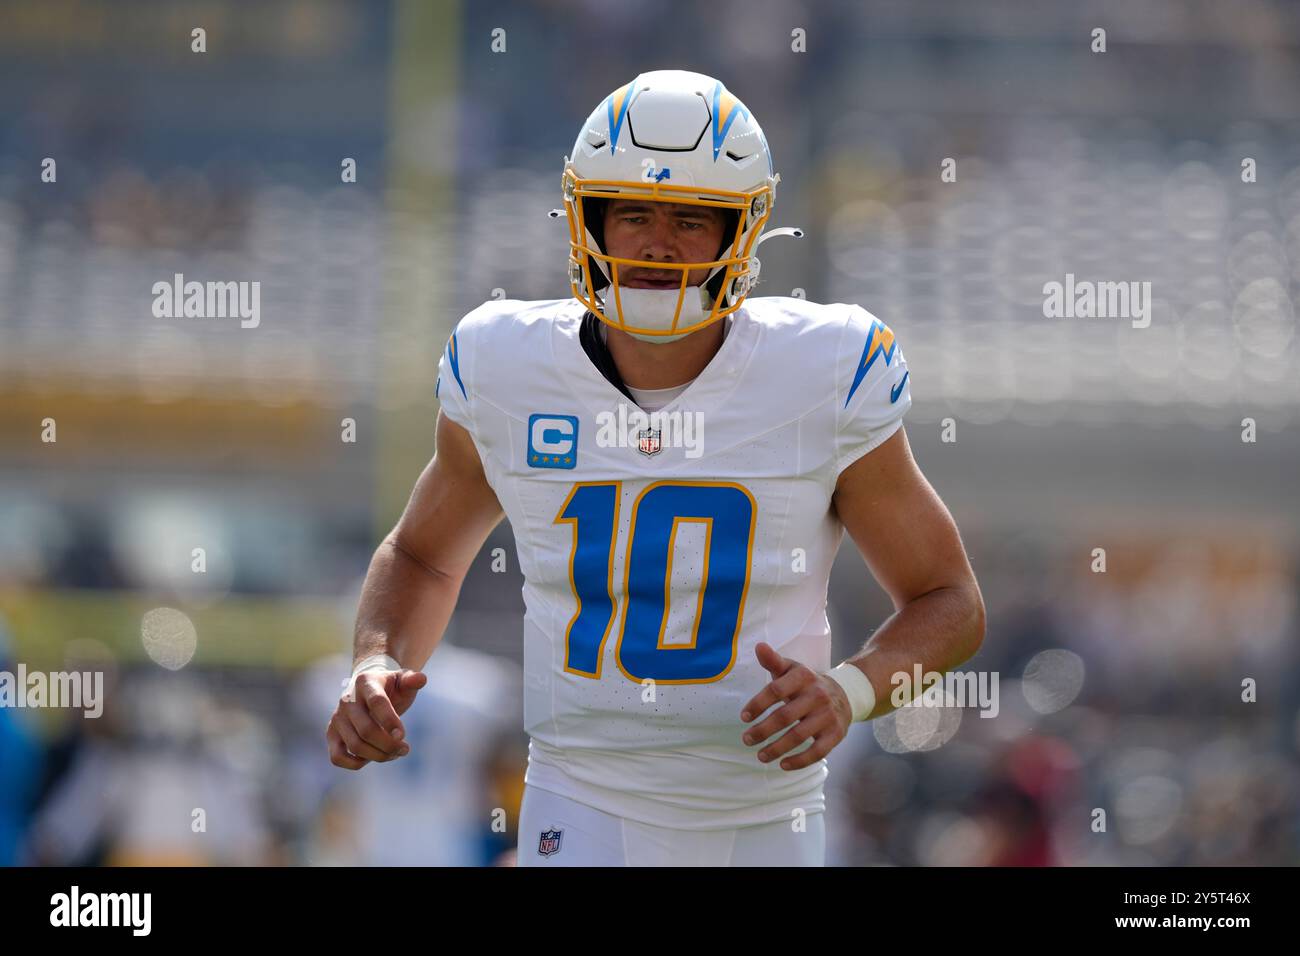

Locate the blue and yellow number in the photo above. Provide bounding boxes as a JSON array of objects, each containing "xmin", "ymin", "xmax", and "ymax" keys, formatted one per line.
[{"xmin": 554, "ymin": 480, "xmax": 756, "ymax": 685}]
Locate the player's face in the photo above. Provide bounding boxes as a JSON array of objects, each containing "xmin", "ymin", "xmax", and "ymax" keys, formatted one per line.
[{"xmin": 602, "ymin": 200, "xmax": 728, "ymax": 290}]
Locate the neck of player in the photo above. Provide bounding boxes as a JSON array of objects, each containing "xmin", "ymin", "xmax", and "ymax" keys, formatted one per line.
[{"xmin": 605, "ymin": 317, "xmax": 726, "ymax": 389}]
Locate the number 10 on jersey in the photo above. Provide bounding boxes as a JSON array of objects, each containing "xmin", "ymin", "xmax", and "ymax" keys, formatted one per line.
[{"xmin": 555, "ymin": 480, "xmax": 757, "ymax": 685}]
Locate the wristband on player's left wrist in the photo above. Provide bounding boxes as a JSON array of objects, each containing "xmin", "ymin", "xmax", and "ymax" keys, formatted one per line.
[
  {"xmin": 341, "ymin": 653, "xmax": 404, "ymax": 694},
  {"xmin": 825, "ymin": 661, "xmax": 877, "ymax": 722}
]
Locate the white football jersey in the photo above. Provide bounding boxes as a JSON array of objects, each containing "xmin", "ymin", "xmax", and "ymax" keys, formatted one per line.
[{"xmin": 435, "ymin": 295, "xmax": 912, "ymax": 829}]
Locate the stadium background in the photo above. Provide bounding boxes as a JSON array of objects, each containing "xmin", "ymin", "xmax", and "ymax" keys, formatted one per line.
[{"xmin": 0, "ymin": 0, "xmax": 1297, "ymax": 865}]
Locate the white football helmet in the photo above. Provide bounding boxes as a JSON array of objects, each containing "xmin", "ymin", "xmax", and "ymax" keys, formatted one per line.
[{"xmin": 561, "ymin": 69, "xmax": 799, "ymax": 341}]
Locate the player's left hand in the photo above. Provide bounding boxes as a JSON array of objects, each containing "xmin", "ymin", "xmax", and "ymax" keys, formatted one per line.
[{"xmin": 740, "ymin": 641, "xmax": 853, "ymax": 771}]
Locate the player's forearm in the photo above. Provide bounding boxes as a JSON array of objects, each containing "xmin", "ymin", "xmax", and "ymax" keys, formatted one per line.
[
  {"xmin": 841, "ymin": 583, "xmax": 985, "ymax": 720},
  {"xmin": 351, "ymin": 534, "xmax": 468, "ymax": 671}
]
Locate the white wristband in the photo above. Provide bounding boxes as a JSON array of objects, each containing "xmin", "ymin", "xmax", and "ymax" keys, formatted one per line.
[
  {"xmin": 341, "ymin": 654, "xmax": 404, "ymax": 693},
  {"xmin": 826, "ymin": 662, "xmax": 876, "ymax": 722}
]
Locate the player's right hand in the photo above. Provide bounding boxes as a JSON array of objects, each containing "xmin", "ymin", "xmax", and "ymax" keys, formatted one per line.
[{"xmin": 326, "ymin": 668, "xmax": 429, "ymax": 770}]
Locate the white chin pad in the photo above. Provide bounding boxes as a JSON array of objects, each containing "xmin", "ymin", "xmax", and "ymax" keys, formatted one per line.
[{"xmin": 612, "ymin": 285, "xmax": 714, "ymax": 343}]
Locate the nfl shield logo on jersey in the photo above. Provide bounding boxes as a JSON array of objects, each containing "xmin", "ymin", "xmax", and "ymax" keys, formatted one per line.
[
  {"xmin": 537, "ymin": 827, "xmax": 563, "ymax": 857},
  {"xmin": 636, "ymin": 428, "xmax": 662, "ymax": 458}
]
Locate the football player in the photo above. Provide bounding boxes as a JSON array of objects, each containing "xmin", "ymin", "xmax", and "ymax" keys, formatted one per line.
[{"xmin": 327, "ymin": 70, "xmax": 985, "ymax": 866}]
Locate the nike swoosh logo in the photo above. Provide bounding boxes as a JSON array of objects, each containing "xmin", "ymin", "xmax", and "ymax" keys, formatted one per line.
[{"xmin": 890, "ymin": 371, "xmax": 909, "ymax": 404}]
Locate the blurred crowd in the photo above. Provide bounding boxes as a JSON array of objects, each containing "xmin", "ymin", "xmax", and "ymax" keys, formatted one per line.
[{"xmin": 0, "ymin": 623, "xmax": 526, "ymax": 867}]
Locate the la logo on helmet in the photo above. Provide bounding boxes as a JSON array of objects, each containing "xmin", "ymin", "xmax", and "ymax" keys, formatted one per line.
[{"xmin": 640, "ymin": 159, "xmax": 671, "ymax": 183}]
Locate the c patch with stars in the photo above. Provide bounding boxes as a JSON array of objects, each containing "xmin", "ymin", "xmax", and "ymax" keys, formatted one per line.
[{"xmin": 527, "ymin": 414, "xmax": 579, "ymax": 470}]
